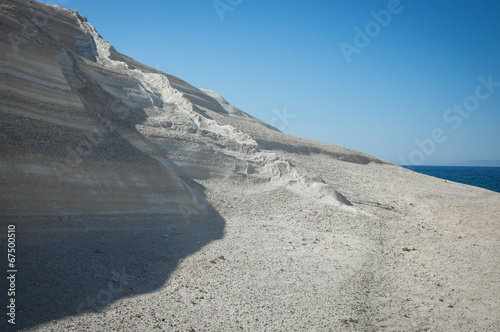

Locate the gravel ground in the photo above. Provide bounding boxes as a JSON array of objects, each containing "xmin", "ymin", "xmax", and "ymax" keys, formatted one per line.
[{"xmin": 2, "ymin": 164, "xmax": 499, "ymax": 331}]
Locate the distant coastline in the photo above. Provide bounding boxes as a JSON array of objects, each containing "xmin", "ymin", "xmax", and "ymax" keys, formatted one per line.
[
  {"xmin": 400, "ymin": 160, "xmax": 500, "ymax": 167},
  {"xmin": 401, "ymin": 165, "xmax": 500, "ymax": 167},
  {"xmin": 431, "ymin": 160, "xmax": 500, "ymax": 167},
  {"xmin": 452, "ymin": 160, "xmax": 500, "ymax": 167}
]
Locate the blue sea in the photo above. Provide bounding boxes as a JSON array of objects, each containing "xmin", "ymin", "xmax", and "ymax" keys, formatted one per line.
[{"xmin": 402, "ymin": 166, "xmax": 500, "ymax": 194}]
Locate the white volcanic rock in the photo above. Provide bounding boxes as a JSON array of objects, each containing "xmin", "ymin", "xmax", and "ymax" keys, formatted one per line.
[
  {"xmin": 0, "ymin": 0, "xmax": 373, "ymax": 214},
  {"xmin": 0, "ymin": 1, "xmax": 499, "ymax": 331}
]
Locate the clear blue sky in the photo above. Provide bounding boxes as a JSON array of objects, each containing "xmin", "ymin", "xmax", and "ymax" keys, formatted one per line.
[{"xmin": 52, "ymin": 0, "xmax": 500, "ymax": 165}]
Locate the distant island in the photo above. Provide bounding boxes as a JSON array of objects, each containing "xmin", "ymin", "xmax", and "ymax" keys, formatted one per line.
[
  {"xmin": 402, "ymin": 160, "xmax": 500, "ymax": 167},
  {"xmin": 453, "ymin": 160, "xmax": 500, "ymax": 167},
  {"xmin": 418, "ymin": 160, "xmax": 500, "ymax": 167}
]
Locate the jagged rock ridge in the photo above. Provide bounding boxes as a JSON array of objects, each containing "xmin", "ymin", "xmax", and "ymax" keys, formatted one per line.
[{"xmin": 0, "ymin": 0, "xmax": 385, "ymax": 215}]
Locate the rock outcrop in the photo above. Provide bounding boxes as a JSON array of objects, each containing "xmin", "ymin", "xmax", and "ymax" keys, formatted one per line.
[{"xmin": 0, "ymin": 0, "xmax": 385, "ymax": 215}]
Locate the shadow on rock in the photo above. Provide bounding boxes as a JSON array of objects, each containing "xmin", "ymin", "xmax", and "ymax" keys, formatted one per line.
[{"xmin": 0, "ymin": 191, "xmax": 224, "ymax": 330}]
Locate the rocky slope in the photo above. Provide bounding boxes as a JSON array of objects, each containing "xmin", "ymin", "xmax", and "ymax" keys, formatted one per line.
[
  {"xmin": 0, "ymin": 0, "xmax": 386, "ymax": 216},
  {"xmin": 1, "ymin": 1, "xmax": 499, "ymax": 331}
]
